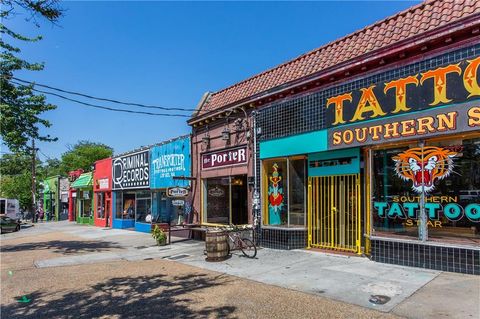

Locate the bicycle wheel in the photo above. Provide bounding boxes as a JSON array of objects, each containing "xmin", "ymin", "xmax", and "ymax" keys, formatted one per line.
[{"xmin": 239, "ymin": 238, "xmax": 257, "ymax": 258}]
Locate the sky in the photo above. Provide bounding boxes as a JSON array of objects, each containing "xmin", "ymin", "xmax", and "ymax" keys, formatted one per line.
[{"xmin": 4, "ymin": 0, "xmax": 419, "ymax": 160}]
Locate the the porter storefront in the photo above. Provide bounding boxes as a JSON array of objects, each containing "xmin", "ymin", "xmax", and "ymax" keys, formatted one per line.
[
  {"xmin": 201, "ymin": 146, "xmax": 250, "ymax": 225},
  {"xmin": 112, "ymin": 149, "xmax": 150, "ymax": 229},
  {"xmin": 258, "ymin": 46, "xmax": 480, "ymax": 274}
]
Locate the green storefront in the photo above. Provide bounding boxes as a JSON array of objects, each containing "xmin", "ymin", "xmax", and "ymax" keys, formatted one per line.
[
  {"xmin": 43, "ymin": 176, "xmax": 60, "ymax": 221},
  {"xmin": 71, "ymin": 172, "xmax": 94, "ymax": 225}
]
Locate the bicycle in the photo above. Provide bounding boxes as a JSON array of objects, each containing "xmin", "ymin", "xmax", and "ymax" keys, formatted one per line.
[{"xmin": 222, "ymin": 224, "xmax": 257, "ymax": 259}]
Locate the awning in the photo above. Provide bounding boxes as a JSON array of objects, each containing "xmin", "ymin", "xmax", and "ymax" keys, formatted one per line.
[{"xmin": 71, "ymin": 172, "xmax": 93, "ymax": 189}]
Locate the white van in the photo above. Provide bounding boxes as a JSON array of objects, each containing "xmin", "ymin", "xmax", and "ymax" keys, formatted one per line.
[{"xmin": 0, "ymin": 198, "xmax": 20, "ymax": 220}]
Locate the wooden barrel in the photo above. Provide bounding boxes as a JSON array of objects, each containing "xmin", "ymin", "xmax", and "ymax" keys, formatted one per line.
[{"xmin": 205, "ymin": 230, "xmax": 229, "ymax": 262}]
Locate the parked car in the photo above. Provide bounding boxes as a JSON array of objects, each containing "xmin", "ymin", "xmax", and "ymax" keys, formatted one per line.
[{"xmin": 0, "ymin": 216, "xmax": 21, "ymax": 233}]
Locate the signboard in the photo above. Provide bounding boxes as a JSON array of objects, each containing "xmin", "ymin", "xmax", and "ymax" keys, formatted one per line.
[
  {"xmin": 328, "ymin": 101, "xmax": 480, "ymax": 149},
  {"xmin": 172, "ymin": 199, "xmax": 185, "ymax": 206},
  {"xmin": 167, "ymin": 187, "xmax": 189, "ymax": 198},
  {"xmin": 98, "ymin": 178, "xmax": 109, "ymax": 190},
  {"xmin": 150, "ymin": 136, "xmax": 191, "ymax": 189},
  {"xmin": 325, "ymin": 56, "xmax": 480, "ymax": 128},
  {"xmin": 59, "ymin": 178, "xmax": 69, "ymax": 193},
  {"xmin": 202, "ymin": 145, "xmax": 248, "ymax": 170},
  {"xmin": 112, "ymin": 149, "xmax": 150, "ymax": 190}
]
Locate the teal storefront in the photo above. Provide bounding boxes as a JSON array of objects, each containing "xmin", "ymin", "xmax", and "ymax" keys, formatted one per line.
[{"xmin": 135, "ymin": 135, "xmax": 191, "ymax": 233}]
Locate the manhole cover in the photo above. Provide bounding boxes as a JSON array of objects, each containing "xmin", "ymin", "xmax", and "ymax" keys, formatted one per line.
[
  {"xmin": 135, "ymin": 246, "xmax": 147, "ymax": 249},
  {"xmin": 143, "ymin": 258, "xmax": 153, "ymax": 260},
  {"xmin": 369, "ymin": 295, "xmax": 391, "ymax": 305},
  {"xmin": 168, "ymin": 254, "xmax": 190, "ymax": 260}
]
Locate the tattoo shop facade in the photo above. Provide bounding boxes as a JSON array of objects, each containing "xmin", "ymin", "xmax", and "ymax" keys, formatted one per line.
[
  {"xmin": 189, "ymin": 2, "xmax": 480, "ymax": 274},
  {"xmin": 258, "ymin": 45, "xmax": 480, "ymax": 274}
]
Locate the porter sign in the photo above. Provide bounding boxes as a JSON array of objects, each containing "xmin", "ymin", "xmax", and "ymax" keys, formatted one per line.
[
  {"xmin": 202, "ymin": 146, "xmax": 247, "ymax": 170},
  {"xmin": 112, "ymin": 150, "xmax": 150, "ymax": 190}
]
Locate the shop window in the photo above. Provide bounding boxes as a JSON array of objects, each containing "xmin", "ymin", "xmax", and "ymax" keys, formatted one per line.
[
  {"xmin": 372, "ymin": 146, "xmax": 419, "ymax": 239},
  {"xmin": 115, "ymin": 192, "xmax": 135, "ymax": 220},
  {"xmin": 136, "ymin": 191, "xmax": 151, "ymax": 223},
  {"xmin": 79, "ymin": 190, "xmax": 92, "ymax": 218},
  {"xmin": 263, "ymin": 157, "xmax": 306, "ymax": 227},
  {"xmin": 203, "ymin": 175, "xmax": 248, "ymax": 225},
  {"xmin": 96, "ymin": 192, "xmax": 105, "ymax": 219},
  {"xmin": 371, "ymin": 137, "xmax": 480, "ymax": 246}
]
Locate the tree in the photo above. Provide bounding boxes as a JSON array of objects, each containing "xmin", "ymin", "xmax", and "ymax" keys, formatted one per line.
[
  {"xmin": 0, "ymin": 0, "xmax": 62, "ymax": 219},
  {"xmin": 0, "ymin": 153, "xmax": 43, "ymax": 211},
  {"xmin": 59, "ymin": 141, "xmax": 113, "ymax": 175},
  {"xmin": 0, "ymin": 0, "xmax": 63, "ymax": 153}
]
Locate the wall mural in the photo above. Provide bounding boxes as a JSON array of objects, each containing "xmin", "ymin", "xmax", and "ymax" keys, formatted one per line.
[{"xmin": 268, "ymin": 163, "xmax": 284, "ymax": 225}]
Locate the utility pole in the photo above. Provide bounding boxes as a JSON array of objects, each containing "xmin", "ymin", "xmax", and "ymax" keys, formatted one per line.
[{"xmin": 31, "ymin": 138, "xmax": 36, "ymax": 223}]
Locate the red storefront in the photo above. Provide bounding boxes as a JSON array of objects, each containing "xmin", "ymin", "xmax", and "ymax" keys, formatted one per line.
[
  {"xmin": 68, "ymin": 169, "xmax": 84, "ymax": 222},
  {"xmin": 93, "ymin": 158, "xmax": 112, "ymax": 227}
]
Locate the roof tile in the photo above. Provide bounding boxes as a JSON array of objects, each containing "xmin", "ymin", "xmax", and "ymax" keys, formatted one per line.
[{"xmin": 199, "ymin": 0, "xmax": 480, "ymax": 114}]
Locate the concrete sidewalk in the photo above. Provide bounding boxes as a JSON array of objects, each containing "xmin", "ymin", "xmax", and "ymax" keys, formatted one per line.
[{"xmin": 5, "ymin": 221, "xmax": 479, "ymax": 318}]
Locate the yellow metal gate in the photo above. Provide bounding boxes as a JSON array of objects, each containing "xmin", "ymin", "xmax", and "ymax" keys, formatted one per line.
[{"xmin": 308, "ymin": 174, "xmax": 361, "ymax": 254}]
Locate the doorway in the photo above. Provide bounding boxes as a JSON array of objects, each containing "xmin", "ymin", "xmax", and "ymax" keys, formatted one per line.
[{"xmin": 308, "ymin": 174, "xmax": 361, "ymax": 254}]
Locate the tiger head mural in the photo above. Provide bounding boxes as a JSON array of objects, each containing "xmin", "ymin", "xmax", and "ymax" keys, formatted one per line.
[{"xmin": 392, "ymin": 146, "xmax": 457, "ymax": 194}]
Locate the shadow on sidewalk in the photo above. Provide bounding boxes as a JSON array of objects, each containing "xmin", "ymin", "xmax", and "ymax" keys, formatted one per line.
[
  {"xmin": 1, "ymin": 240, "xmax": 123, "ymax": 255},
  {"xmin": 2, "ymin": 273, "xmax": 236, "ymax": 319}
]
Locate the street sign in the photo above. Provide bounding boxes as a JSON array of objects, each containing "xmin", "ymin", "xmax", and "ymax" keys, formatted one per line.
[
  {"xmin": 167, "ymin": 187, "xmax": 189, "ymax": 198},
  {"xmin": 172, "ymin": 199, "xmax": 185, "ymax": 206}
]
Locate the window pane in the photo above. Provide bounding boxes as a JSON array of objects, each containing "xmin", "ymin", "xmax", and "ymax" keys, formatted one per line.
[
  {"xmin": 122, "ymin": 193, "xmax": 135, "ymax": 220},
  {"xmin": 205, "ymin": 178, "xmax": 230, "ymax": 224},
  {"xmin": 136, "ymin": 197, "xmax": 151, "ymax": 223},
  {"xmin": 96, "ymin": 193, "xmax": 105, "ymax": 219},
  {"xmin": 81, "ymin": 191, "xmax": 92, "ymax": 218},
  {"xmin": 425, "ymin": 138, "xmax": 480, "ymax": 246},
  {"xmin": 289, "ymin": 159, "xmax": 306, "ymax": 226},
  {"xmin": 266, "ymin": 160, "xmax": 288, "ymax": 225},
  {"xmin": 115, "ymin": 192, "xmax": 123, "ymax": 219},
  {"xmin": 372, "ymin": 146, "xmax": 419, "ymax": 239}
]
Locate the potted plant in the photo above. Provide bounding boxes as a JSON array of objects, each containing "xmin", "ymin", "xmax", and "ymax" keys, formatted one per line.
[{"xmin": 152, "ymin": 225, "xmax": 167, "ymax": 246}]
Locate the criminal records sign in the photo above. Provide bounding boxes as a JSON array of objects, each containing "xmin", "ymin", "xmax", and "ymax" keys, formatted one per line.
[
  {"xmin": 328, "ymin": 100, "xmax": 480, "ymax": 149},
  {"xmin": 112, "ymin": 149, "xmax": 150, "ymax": 190}
]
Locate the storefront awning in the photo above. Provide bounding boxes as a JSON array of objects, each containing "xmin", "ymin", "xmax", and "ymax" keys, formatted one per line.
[{"xmin": 71, "ymin": 172, "xmax": 93, "ymax": 189}]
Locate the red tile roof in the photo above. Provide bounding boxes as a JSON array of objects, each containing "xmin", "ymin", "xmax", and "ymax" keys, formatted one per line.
[{"xmin": 198, "ymin": 0, "xmax": 480, "ymax": 115}]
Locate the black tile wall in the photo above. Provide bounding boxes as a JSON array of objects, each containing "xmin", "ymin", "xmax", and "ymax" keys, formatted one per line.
[
  {"xmin": 371, "ymin": 239, "xmax": 480, "ymax": 275},
  {"xmin": 259, "ymin": 228, "xmax": 307, "ymax": 250}
]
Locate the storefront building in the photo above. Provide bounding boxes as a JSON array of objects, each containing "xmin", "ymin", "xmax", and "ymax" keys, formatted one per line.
[
  {"xmin": 68, "ymin": 169, "xmax": 84, "ymax": 222},
  {"xmin": 188, "ymin": 1, "xmax": 480, "ymax": 274},
  {"xmin": 43, "ymin": 176, "xmax": 60, "ymax": 221},
  {"xmin": 59, "ymin": 177, "xmax": 69, "ymax": 220},
  {"xmin": 141, "ymin": 135, "xmax": 192, "ymax": 233},
  {"xmin": 111, "ymin": 148, "xmax": 150, "ymax": 230},
  {"xmin": 71, "ymin": 172, "xmax": 94, "ymax": 225},
  {"xmin": 93, "ymin": 158, "xmax": 112, "ymax": 228},
  {"xmin": 189, "ymin": 111, "xmax": 254, "ymax": 226}
]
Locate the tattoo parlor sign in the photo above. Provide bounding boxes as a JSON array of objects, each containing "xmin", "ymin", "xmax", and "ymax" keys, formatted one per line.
[
  {"xmin": 328, "ymin": 101, "xmax": 480, "ymax": 149},
  {"xmin": 326, "ymin": 56, "xmax": 480, "ymax": 149},
  {"xmin": 112, "ymin": 150, "xmax": 150, "ymax": 190},
  {"xmin": 202, "ymin": 146, "xmax": 247, "ymax": 170}
]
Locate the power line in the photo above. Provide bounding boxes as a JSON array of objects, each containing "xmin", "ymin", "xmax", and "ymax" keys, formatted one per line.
[
  {"xmin": 11, "ymin": 81, "xmax": 190, "ymax": 118},
  {"xmin": 12, "ymin": 77, "xmax": 196, "ymax": 112}
]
